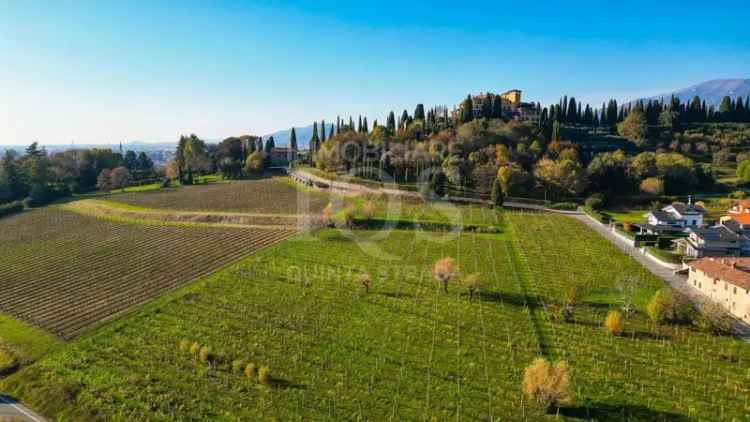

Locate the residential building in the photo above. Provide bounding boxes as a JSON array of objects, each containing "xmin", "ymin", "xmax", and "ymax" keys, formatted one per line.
[
  {"xmin": 500, "ymin": 89, "xmax": 522, "ymax": 108},
  {"xmin": 646, "ymin": 201, "xmax": 705, "ymax": 229},
  {"xmin": 268, "ymin": 147, "xmax": 297, "ymax": 167},
  {"xmin": 675, "ymin": 226, "xmax": 743, "ymax": 258},
  {"xmin": 686, "ymin": 257, "xmax": 750, "ymax": 323},
  {"xmin": 516, "ymin": 102, "xmax": 540, "ymax": 124}
]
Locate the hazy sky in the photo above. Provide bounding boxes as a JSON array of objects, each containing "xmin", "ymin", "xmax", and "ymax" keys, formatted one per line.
[{"xmin": 2, "ymin": 0, "xmax": 749, "ymax": 145}]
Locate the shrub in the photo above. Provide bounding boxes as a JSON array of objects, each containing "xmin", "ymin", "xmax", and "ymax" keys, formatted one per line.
[
  {"xmin": 244, "ymin": 363, "xmax": 257, "ymax": 379},
  {"xmin": 584, "ymin": 194, "xmax": 604, "ymax": 210},
  {"xmin": 199, "ymin": 346, "xmax": 212, "ymax": 363},
  {"xmin": 522, "ymin": 358, "xmax": 572, "ymax": 413},
  {"xmin": 178, "ymin": 339, "xmax": 190, "ymax": 352},
  {"xmin": 189, "ymin": 342, "xmax": 201, "ymax": 355},
  {"xmin": 361, "ymin": 201, "xmax": 376, "ymax": 221},
  {"xmin": 695, "ymin": 302, "xmax": 733, "ymax": 335},
  {"xmin": 462, "ymin": 273, "xmax": 484, "ymax": 299},
  {"xmin": 258, "ymin": 366, "xmax": 270, "ymax": 385},
  {"xmin": 729, "ymin": 190, "xmax": 747, "ymax": 200},
  {"xmin": 355, "ymin": 273, "xmax": 372, "ymax": 293},
  {"xmin": 604, "ymin": 310, "xmax": 623, "ymax": 336},
  {"xmin": 433, "ymin": 257, "xmax": 457, "ymax": 293},
  {"xmin": 549, "ymin": 202, "xmax": 577, "ymax": 211},
  {"xmin": 0, "ymin": 201, "xmax": 24, "ymax": 219}
]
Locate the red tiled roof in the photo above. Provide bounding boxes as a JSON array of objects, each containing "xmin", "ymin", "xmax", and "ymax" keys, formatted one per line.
[
  {"xmin": 729, "ymin": 214, "xmax": 750, "ymax": 225},
  {"xmin": 688, "ymin": 257, "xmax": 750, "ymax": 290}
]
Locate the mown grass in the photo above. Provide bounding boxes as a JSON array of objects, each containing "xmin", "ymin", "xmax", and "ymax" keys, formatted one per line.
[
  {"xmin": 3, "ymin": 211, "xmax": 748, "ymax": 420},
  {"xmin": 0, "ymin": 313, "xmax": 60, "ymax": 375}
]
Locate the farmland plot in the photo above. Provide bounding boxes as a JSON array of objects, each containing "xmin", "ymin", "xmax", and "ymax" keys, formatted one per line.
[
  {"xmin": 1, "ymin": 226, "xmax": 554, "ymax": 420},
  {"xmin": 506, "ymin": 213, "xmax": 750, "ymax": 420},
  {"xmin": 111, "ymin": 177, "xmax": 330, "ymax": 214},
  {"xmin": 0, "ymin": 209, "xmax": 297, "ymax": 339}
]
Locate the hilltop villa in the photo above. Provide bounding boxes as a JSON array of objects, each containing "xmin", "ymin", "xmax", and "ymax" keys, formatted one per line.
[{"xmin": 686, "ymin": 257, "xmax": 750, "ymax": 323}]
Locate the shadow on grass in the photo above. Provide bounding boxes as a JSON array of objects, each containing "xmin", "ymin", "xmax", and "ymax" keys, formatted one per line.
[
  {"xmin": 559, "ymin": 403, "xmax": 689, "ymax": 421},
  {"xmin": 479, "ymin": 291, "xmax": 543, "ymax": 307},
  {"xmin": 269, "ymin": 378, "xmax": 306, "ymax": 390},
  {"xmin": 380, "ymin": 292, "xmax": 413, "ymax": 300}
]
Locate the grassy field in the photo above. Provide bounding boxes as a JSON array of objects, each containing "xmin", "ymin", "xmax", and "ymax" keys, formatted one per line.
[
  {"xmin": 3, "ymin": 210, "xmax": 748, "ymax": 420},
  {"xmin": 0, "ymin": 208, "xmax": 298, "ymax": 339},
  {"xmin": 110, "ymin": 177, "xmax": 330, "ymax": 214}
]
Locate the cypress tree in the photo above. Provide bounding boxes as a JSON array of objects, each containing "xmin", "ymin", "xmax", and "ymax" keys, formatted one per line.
[
  {"xmin": 321, "ymin": 120, "xmax": 326, "ymax": 143},
  {"xmin": 329, "ymin": 125, "xmax": 334, "ymax": 139},
  {"xmin": 567, "ymin": 97, "xmax": 577, "ymax": 123},
  {"xmin": 460, "ymin": 95, "xmax": 474, "ymax": 123},
  {"xmin": 290, "ymin": 128, "xmax": 298, "ymax": 150},
  {"xmin": 414, "ymin": 104, "xmax": 425, "ymax": 121},
  {"xmin": 400, "ymin": 110, "xmax": 409, "ymax": 129},
  {"xmin": 363, "ymin": 117, "xmax": 369, "ymax": 133},
  {"xmin": 264, "ymin": 136, "xmax": 275, "ymax": 153},
  {"xmin": 310, "ymin": 122, "xmax": 319, "ymax": 154},
  {"xmin": 387, "ymin": 111, "xmax": 396, "ymax": 133},
  {"xmin": 719, "ymin": 96, "xmax": 733, "ymax": 121},
  {"xmin": 349, "ymin": 116, "xmax": 354, "ymax": 131}
]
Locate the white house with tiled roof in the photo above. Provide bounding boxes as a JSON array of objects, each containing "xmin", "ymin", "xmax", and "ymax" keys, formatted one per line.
[{"xmin": 686, "ymin": 257, "xmax": 750, "ymax": 323}]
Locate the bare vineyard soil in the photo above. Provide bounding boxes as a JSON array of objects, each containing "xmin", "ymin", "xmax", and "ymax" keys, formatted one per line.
[{"xmin": 0, "ymin": 209, "xmax": 297, "ymax": 339}]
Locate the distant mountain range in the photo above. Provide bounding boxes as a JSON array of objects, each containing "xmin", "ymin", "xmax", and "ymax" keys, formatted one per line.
[
  {"xmin": 263, "ymin": 123, "xmax": 333, "ymax": 150},
  {"xmin": 631, "ymin": 78, "xmax": 750, "ymax": 108}
]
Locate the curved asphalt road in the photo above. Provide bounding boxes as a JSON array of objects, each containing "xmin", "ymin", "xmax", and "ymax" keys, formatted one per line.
[{"xmin": 0, "ymin": 395, "xmax": 45, "ymax": 421}]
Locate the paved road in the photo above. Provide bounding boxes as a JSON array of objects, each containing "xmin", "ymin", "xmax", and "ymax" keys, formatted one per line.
[
  {"xmin": 0, "ymin": 395, "xmax": 46, "ymax": 421},
  {"xmin": 570, "ymin": 212, "xmax": 750, "ymax": 343}
]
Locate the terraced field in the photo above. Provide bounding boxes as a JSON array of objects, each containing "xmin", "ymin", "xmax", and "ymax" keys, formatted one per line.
[
  {"xmin": 111, "ymin": 177, "xmax": 330, "ymax": 214},
  {"xmin": 3, "ymin": 212, "xmax": 748, "ymax": 420},
  {"xmin": 0, "ymin": 209, "xmax": 297, "ymax": 339}
]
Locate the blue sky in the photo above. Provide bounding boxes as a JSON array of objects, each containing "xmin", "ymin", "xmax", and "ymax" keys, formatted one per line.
[{"xmin": 1, "ymin": 0, "xmax": 749, "ymax": 145}]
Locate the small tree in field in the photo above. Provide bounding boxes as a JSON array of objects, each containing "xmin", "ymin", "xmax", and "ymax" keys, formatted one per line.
[
  {"xmin": 199, "ymin": 346, "xmax": 212, "ymax": 363},
  {"xmin": 189, "ymin": 342, "xmax": 201, "ymax": 355},
  {"xmin": 322, "ymin": 203, "xmax": 335, "ymax": 227},
  {"xmin": 244, "ymin": 363, "xmax": 257, "ymax": 379},
  {"xmin": 362, "ymin": 201, "xmax": 376, "ymax": 221},
  {"xmin": 356, "ymin": 273, "xmax": 372, "ymax": 293},
  {"xmin": 522, "ymin": 358, "xmax": 572, "ymax": 413},
  {"xmin": 433, "ymin": 257, "xmax": 457, "ymax": 293},
  {"xmin": 605, "ymin": 310, "xmax": 623, "ymax": 336},
  {"xmin": 462, "ymin": 273, "xmax": 484, "ymax": 299},
  {"xmin": 562, "ymin": 283, "xmax": 584, "ymax": 322},
  {"xmin": 647, "ymin": 288, "xmax": 679, "ymax": 324},
  {"xmin": 695, "ymin": 302, "xmax": 733, "ymax": 335},
  {"xmin": 258, "ymin": 366, "xmax": 270, "ymax": 385}
]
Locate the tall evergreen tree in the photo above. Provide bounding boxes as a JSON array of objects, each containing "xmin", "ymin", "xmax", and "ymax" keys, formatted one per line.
[
  {"xmin": 310, "ymin": 122, "xmax": 320, "ymax": 154},
  {"xmin": 414, "ymin": 104, "xmax": 425, "ymax": 121},
  {"xmin": 320, "ymin": 120, "xmax": 326, "ymax": 143},
  {"xmin": 567, "ymin": 97, "xmax": 577, "ymax": 123},
  {"xmin": 290, "ymin": 128, "xmax": 298, "ymax": 150},
  {"xmin": 386, "ymin": 111, "xmax": 396, "ymax": 133},
  {"xmin": 329, "ymin": 125, "xmax": 334, "ymax": 139},
  {"xmin": 460, "ymin": 95, "xmax": 474, "ymax": 123},
  {"xmin": 719, "ymin": 96, "xmax": 733, "ymax": 121},
  {"xmin": 363, "ymin": 117, "xmax": 369, "ymax": 133},
  {"xmin": 264, "ymin": 136, "xmax": 275, "ymax": 153}
]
